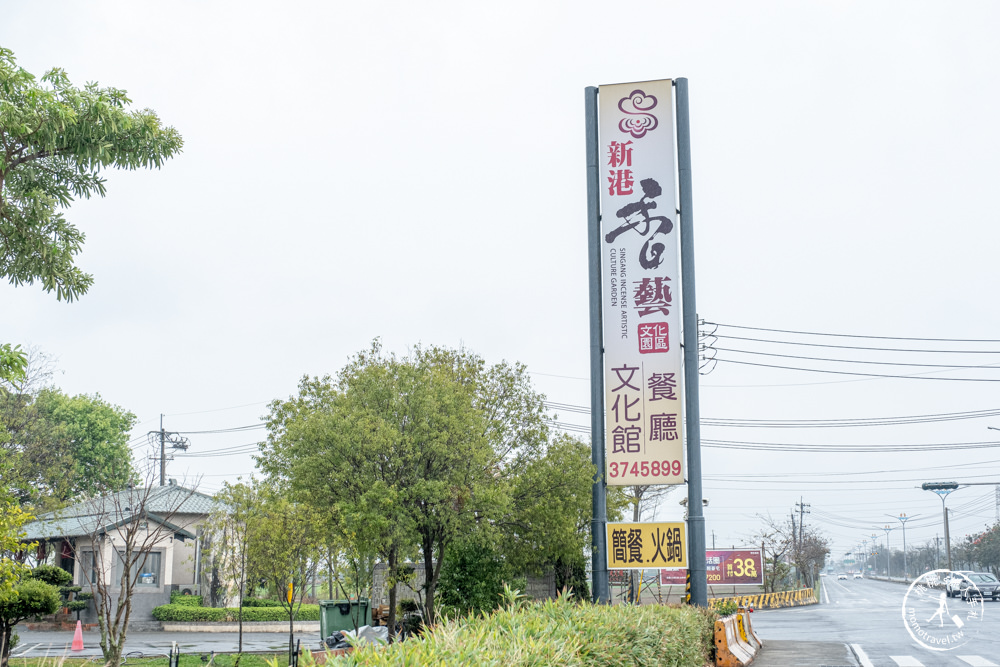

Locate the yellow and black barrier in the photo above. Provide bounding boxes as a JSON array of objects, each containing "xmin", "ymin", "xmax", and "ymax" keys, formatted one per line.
[
  {"xmin": 714, "ymin": 607, "xmax": 761, "ymax": 667},
  {"xmin": 709, "ymin": 587, "xmax": 817, "ymax": 611}
]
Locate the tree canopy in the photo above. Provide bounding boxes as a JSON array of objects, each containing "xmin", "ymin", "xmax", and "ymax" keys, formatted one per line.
[
  {"xmin": 0, "ymin": 577, "xmax": 60, "ymax": 667},
  {"xmin": 0, "ymin": 46, "xmax": 183, "ymax": 302},
  {"xmin": 0, "ymin": 46, "xmax": 182, "ymax": 381},
  {"xmin": 0, "ymin": 383, "xmax": 137, "ymax": 507},
  {"xmin": 258, "ymin": 341, "xmax": 606, "ymax": 623}
]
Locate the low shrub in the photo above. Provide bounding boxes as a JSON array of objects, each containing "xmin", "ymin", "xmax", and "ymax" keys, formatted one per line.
[
  {"xmin": 169, "ymin": 594, "xmax": 203, "ymax": 607},
  {"xmin": 342, "ymin": 588, "xmax": 716, "ymax": 666},
  {"xmin": 714, "ymin": 600, "xmax": 739, "ymax": 616},
  {"xmin": 242, "ymin": 597, "xmax": 282, "ymax": 607},
  {"xmin": 152, "ymin": 603, "xmax": 320, "ymax": 622}
]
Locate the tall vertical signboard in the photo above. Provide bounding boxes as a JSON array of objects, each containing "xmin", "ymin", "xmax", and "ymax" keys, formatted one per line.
[{"xmin": 597, "ymin": 80, "xmax": 684, "ymax": 486}]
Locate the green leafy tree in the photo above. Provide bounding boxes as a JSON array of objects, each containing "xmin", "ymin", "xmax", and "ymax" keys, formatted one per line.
[
  {"xmin": 437, "ymin": 529, "xmax": 518, "ymax": 616},
  {"xmin": 246, "ymin": 486, "xmax": 322, "ymax": 661},
  {"xmin": 0, "ymin": 45, "xmax": 182, "ymax": 380},
  {"xmin": 0, "ymin": 489, "xmax": 32, "ymax": 604},
  {"xmin": 0, "ymin": 46, "xmax": 182, "ymax": 301},
  {"xmin": 500, "ymin": 435, "xmax": 600, "ymax": 582},
  {"xmin": 202, "ymin": 479, "xmax": 263, "ymax": 653},
  {"xmin": 0, "ymin": 577, "xmax": 60, "ymax": 667},
  {"xmin": 260, "ymin": 349, "xmax": 415, "ymax": 638},
  {"xmin": 259, "ymin": 343, "xmax": 613, "ymax": 626},
  {"xmin": 0, "ymin": 386, "xmax": 137, "ymax": 506},
  {"xmin": 0, "ymin": 347, "xmax": 24, "ymax": 387}
]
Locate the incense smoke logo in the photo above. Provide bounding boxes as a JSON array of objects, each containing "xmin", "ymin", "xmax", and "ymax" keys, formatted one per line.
[
  {"xmin": 902, "ymin": 570, "xmax": 983, "ymax": 652},
  {"xmin": 618, "ymin": 89, "xmax": 658, "ymax": 138}
]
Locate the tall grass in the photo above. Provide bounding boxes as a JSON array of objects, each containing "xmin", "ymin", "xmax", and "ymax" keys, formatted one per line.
[{"xmin": 336, "ymin": 588, "xmax": 715, "ymax": 666}]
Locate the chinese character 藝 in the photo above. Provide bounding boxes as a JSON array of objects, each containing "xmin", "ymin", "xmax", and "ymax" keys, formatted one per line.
[{"xmin": 633, "ymin": 277, "xmax": 672, "ymax": 317}]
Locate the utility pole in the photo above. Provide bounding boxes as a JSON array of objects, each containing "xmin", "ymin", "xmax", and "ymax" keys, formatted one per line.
[
  {"xmin": 147, "ymin": 415, "xmax": 191, "ymax": 486},
  {"xmin": 791, "ymin": 512, "xmax": 798, "ymax": 585},
  {"xmin": 159, "ymin": 415, "xmax": 166, "ymax": 486},
  {"xmin": 796, "ymin": 497, "xmax": 810, "ymax": 547}
]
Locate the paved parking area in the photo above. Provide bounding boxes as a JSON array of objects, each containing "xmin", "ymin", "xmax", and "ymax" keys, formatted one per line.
[{"xmin": 11, "ymin": 629, "xmax": 326, "ymax": 659}]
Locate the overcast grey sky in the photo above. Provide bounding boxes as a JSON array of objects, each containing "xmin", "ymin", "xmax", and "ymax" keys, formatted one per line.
[{"xmin": 4, "ymin": 1, "xmax": 1000, "ymax": 566}]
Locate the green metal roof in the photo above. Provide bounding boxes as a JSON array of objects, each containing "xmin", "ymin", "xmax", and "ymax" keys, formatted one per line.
[{"xmin": 22, "ymin": 485, "xmax": 215, "ymax": 542}]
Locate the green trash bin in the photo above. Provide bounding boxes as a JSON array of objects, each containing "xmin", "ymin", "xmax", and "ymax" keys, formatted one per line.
[{"xmin": 319, "ymin": 599, "xmax": 371, "ymax": 637}]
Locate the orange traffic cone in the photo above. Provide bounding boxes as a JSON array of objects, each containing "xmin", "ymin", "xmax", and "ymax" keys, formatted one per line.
[{"xmin": 71, "ymin": 620, "xmax": 84, "ymax": 651}]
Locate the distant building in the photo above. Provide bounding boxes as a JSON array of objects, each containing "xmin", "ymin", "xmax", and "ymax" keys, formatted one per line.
[{"xmin": 21, "ymin": 482, "xmax": 215, "ymax": 627}]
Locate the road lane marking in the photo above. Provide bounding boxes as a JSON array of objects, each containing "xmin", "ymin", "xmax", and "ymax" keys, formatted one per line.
[
  {"xmin": 958, "ymin": 658, "xmax": 999, "ymax": 667},
  {"xmin": 823, "ymin": 582, "xmax": 830, "ymax": 604},
  {"xmin": 850, "ymin": 644, "xmax": 875, "ymax": 667},
  {"xmin": 890, "ymin": 657, "xmax": 924, "ymax": 666},
  {"xmin": 11, "ymin": 643, "xmax": 43, "ymax": 657}
]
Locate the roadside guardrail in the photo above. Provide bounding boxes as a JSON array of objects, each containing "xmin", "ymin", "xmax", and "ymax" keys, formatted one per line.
[{"xmin": 709, "ymin": 587, "xmax": 817, "ymax": 610}]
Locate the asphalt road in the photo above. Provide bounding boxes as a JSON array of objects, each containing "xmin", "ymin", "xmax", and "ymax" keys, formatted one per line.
[{"xmin": 751, "ymin": 576, "xmax": 1000, "ymax": 666}]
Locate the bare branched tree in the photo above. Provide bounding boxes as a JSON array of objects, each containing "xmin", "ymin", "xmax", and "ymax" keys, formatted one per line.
[
  {"xmin": 750, "ymin": 514, "xmax": 793, "ymax": 594},
  {"xmin": 72, "ymin": 465, "xmax": 200, "ymax": 667},
  {"xmin": 624, "ymin": 484, "xmax": 676, "ymax": 603}
]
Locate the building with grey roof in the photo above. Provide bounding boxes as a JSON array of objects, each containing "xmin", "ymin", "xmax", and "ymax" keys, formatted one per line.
[{"xmin": 21, "ymin": 481, "xmax": 217, "ymax": 627}]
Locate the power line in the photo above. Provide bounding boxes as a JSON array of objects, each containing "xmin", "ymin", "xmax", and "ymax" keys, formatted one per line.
[
  {"xmin": 173, "ymin": 424, "xmax": 265, "ymax": 435},
  {"xmin": 546, "ymin": 402, "xmax": 1000, "ymax": 428},
  {"xmin": 712, "ymin": 333, "xmax": 1000, "ymax": 355},
  {"xmin": 708, "ymin": 322, "xmax": 1000, "ymax": 344},
  {"xmin": 714, "ymin": 346, "xmax": 1000, "ymax": 370},
  {"xmin": 714, "ymin": 358, "xmax": 1000, "ymax": 382},
  {"xmin": 701, "ymin": 438, "xmax": 1000, "ymax": 452}
]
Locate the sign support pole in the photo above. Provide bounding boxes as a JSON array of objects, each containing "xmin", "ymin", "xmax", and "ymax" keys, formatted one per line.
[
  {"xmin": 585, "ymin": 85, "xmax": 609, "ymax": 605},
  {"xmin": 676, "ymin": 78, "xmax": 707, "ymax": 607}
]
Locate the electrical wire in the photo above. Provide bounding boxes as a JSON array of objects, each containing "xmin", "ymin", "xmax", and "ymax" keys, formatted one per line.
[
  {"xmin": 707, "ymin": 322, "xmax": 1000, "ymax": 344},
  {"xmin": 714, "ymin": 358, "xmax": 1000, "ymax": 382},
  {"xmin": 545, "ymin": 401, "xmax": 1000, "ymax": 429},
  {"xmin": 714, "ymin": 346, "xmax": 1000, "ymax": 370},
  {"xmin": 711, "ymin": 333, "xmax": 1000, "ymax": 354},
  {"xmin": 173, "ymin": 424, "xmax": 265, "ymax": 435}
]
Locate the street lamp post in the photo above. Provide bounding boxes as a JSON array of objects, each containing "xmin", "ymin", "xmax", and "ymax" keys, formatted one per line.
[
  {"xmin": 923, "ymin": 482, "xmax": 959, "ymax": 571},
  {"xmin": 882, "ymin": 525, "xmax": 896, "ymax": 579},
  {"xmin": 888, "ymin": 513, "xmax": 917, "ymax": 580},
  {"xmin": 871, "ymin": 533, "xmax": 880, "ymax": 575}
]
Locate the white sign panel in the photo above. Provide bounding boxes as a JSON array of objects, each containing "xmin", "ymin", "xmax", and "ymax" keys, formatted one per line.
[{"xmin": 598, "ymin": 80, "xmax": 684, "ymax": 486}]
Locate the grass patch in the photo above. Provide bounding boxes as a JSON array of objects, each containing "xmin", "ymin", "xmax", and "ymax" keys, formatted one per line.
[{"xmin": 334, "ymin": 589, "xmax": 716, "ymax": 666}]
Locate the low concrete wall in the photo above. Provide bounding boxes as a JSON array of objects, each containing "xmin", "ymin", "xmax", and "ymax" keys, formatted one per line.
[{"xmin": 161, "ymin": 621, "xmax": 321, "ymax": 633}]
